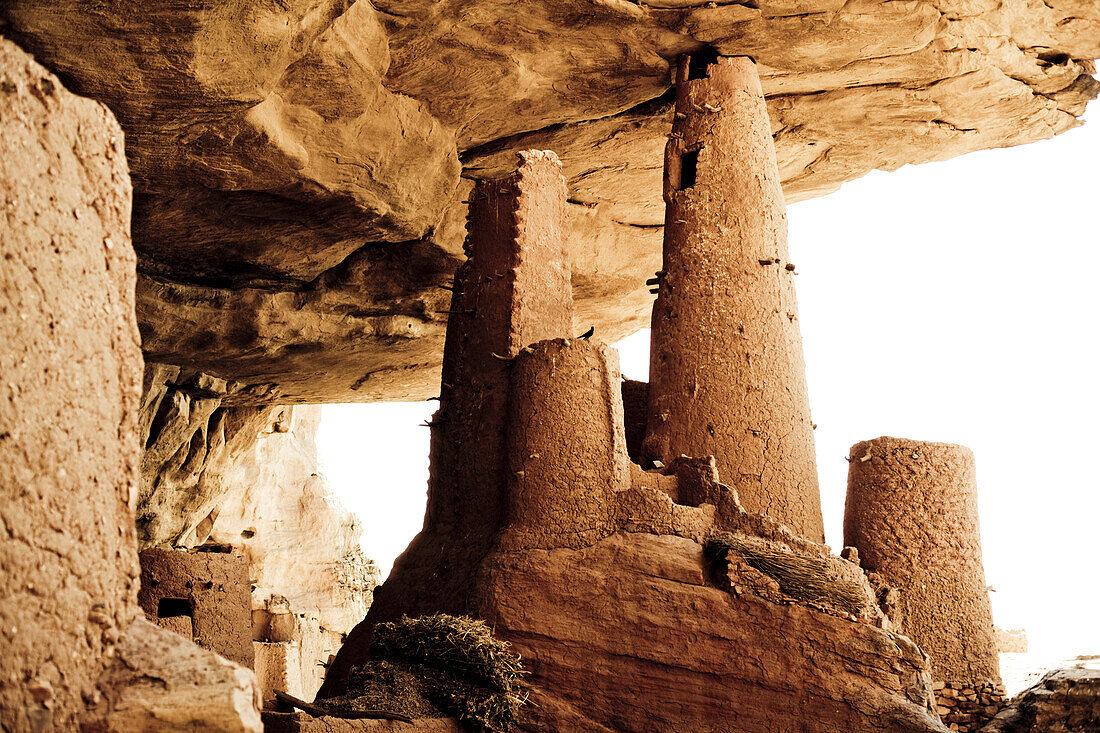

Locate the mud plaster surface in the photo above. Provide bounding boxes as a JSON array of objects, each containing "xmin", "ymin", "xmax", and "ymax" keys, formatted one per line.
[
  {"xmin": 138, "ymin": 549, "xmax": 255, "ymax": 668},
  {"xmin": 0, "ymin": 37, "xmax": 142, "ymax": 731},
  {"xmin": 503, "ymin": 339, "xmax": 628, "ymax": 550},
  {"xmin": 644, "ymin": 56, "xmax": 823, "ymax": 543},
  {"xmin": 845, "ymin": 436, "xmax": 1000, "ymax": 685}
]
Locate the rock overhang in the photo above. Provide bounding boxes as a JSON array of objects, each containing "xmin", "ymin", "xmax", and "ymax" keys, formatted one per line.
[{"xmin": 2, "ymin": 0, "xmax": 1096, "ymax": 403}]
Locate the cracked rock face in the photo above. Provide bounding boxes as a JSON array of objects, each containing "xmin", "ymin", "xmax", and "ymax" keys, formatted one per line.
[
  {"xmin": 86, "ymin": 618, "xmax": 263, "ymax": 733},
  {"xmin": 4, "ymin": 0, "xmax": 1097, "ymax": 402},
  {"xmin": 983, "ymin": 661, "xmax": 1100, "ymax": 732}
]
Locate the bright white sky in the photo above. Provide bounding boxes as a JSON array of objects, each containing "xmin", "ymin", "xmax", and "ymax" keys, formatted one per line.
[{"xmin": 318, "ymin": 115, "xmax": 1099, "ymax": 660}]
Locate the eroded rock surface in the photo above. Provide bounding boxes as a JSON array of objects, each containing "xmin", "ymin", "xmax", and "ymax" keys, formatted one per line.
[
  {"xmin": 334, "ymin": 503, "xmax": 949, "ymax": 731},
  {"xmin": 137, "ymin": 363, "xmax": 283, "ymax": 546},
  {"xmin": 982, "ymin": 661, "xmax": 1100, "ymax": 732},
  {"xmin": 84, "ymin": 618, "xmax": 263, "ymax": 733},
  {"xmin": 2, "ymin": 1, "xmax": 1096, "ymax": 402},
  {"xmin": 138, "ymin": 372, "xmax": 378, "ymax": 702},
  {"xmin": 483, "ymin": 532, "xmax": 947, "ymax": 733},
  {"xmin": 139, "ymin": 382, "xmax": 377, "ymax": 629},
  {"xmin": 205, "ymin": 404, "xmax": 379, "ymax": 635}
]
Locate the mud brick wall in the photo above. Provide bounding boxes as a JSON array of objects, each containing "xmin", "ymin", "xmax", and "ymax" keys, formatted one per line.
[
  {"xmin": 326, "ymin": 151, "xmax": 575, "ymax": 695},
  {"xmin": 138, "ymin": 549, "xmax": 254, "ymax": 668},
  {"xmin": 427, "ymin": 148, "xmax": 573, "ymax": 543}
]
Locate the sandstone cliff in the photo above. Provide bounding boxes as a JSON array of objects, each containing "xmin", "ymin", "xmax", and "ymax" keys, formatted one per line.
[
  {"xmin": 2, "ymin": 0, "xmax": 1096, "ymax": 402},
  {"xmin": 137, "ymin": 366, "xmax": 378, "ymax": 630},
  {"xmin": 205, "ymin": 405, "xmax": 379, "ymax": 637},
  {"xmin": 982, "ymin": 661, "xmax": 1100, "ymax": 732}
]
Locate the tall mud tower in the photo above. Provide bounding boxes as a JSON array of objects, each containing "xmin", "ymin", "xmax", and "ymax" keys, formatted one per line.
[
  {"xmin": 0, "ymin": 40, "xmax": 142, "ymax": 730},
  {"xmin": 643, "ymin": 54, "xmax": 824, "ymax": 543},
  {"xmin": 346, "ymin": 150, "xmax": 575, "ymax": 641}
]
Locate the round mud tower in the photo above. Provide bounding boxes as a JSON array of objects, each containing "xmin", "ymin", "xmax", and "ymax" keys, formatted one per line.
[
  {"xmin": 844, "ymin": 437, "xmax": 1000, "ymax": 685},
  {"xmin": 643, "ymin": 54, "xmax": 823, "ymax": 542},
  {"xmin": 503, "ymin": 339, "xmax": 629, "ymax": 549},
  {"xmin": 0, "ymin": 38, "xmax": 142, "ymax": 730}
]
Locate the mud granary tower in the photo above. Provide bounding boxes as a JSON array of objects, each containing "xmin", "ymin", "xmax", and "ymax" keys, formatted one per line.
[
  {"xmin": 846, "ymin": 437, "xmax": 1004, "ymax": 730},
  {"xmin": 643, "ymin": 53, "xmax": 824, "ymax": 544}
]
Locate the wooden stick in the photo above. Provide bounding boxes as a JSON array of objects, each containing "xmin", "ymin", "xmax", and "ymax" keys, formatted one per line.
[{"xmin": 272, "ymin": 689, "xmax": 414, "ymax": 724}]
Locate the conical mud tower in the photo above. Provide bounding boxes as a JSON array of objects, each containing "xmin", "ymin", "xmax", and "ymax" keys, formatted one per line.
[{"xmin": 642, "ymin": 54, "xmax": 824, "ymax": 543}]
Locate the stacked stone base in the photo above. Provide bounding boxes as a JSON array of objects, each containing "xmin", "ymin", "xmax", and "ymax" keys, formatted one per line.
[
  {"xmin": 253, "ymin": 617, "xmax": 343, "ymax": 710},
  {"xmin": 933, "ymin": 679, "xmax": 1006, "ymax": 731}
]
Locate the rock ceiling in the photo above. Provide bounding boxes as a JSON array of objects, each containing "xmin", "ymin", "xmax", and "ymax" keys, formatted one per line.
[{"xmin": 4, "ymin": 0, "xmax": 1097, "ymax": 402}]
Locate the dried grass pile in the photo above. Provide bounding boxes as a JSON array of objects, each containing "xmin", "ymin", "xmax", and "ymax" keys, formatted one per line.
[
  {"xmin": 705, "ymin": 532, "xmax": 871, "ymax": 616},
  {"xmin": 330, "ymin": 613, "xmax": 526, "ymax": 732}
]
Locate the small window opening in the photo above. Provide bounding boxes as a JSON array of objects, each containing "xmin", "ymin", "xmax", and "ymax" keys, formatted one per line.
[
  {"xmin": 157, "ymin": 597, "xmax": 193, "ymax": 619},
  {"xmin": 679, "ymin": 150, "xmax": 700, "ymax": 190},
  {"xmin": 686, "ymin": 48, "xmax": 721, "ymax": 80}
]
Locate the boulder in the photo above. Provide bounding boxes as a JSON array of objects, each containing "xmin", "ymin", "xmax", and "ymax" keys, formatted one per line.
[
  {"xmin": 83, "ymin": 618, "xmax": 263, "ymax": 733},
  {"xmin": 982, "ymin": 661, "xmax": 1100, "ymax": 732},
  {"xmin": 327, "ymin": 447, "xmax": 952, "ymax": 731},
  {"xmin": 481, "ymin": 532, "xmax": 949, "ymax": 732}
]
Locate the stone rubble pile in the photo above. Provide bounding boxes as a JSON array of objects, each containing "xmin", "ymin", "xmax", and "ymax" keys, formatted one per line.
[{"xmin": 933, "ymin": 679, "xmax": 1006, "ymax": 732}]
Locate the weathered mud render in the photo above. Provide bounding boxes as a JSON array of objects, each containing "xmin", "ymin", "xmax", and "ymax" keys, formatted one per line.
[
  {"xmin": 0, "ymin": 37, "xmax": 142, "ymax": 730},
  {"xmin": 1, "ymin": 39, "xmax": 265, "ymax": 733},
  {"xmin": 846, "ymin": 436, "xmax": 1004, "ymax": 731},
  {"xmin": 643, "ymin": 55, "xmax": 824, "ymax": 543}
]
